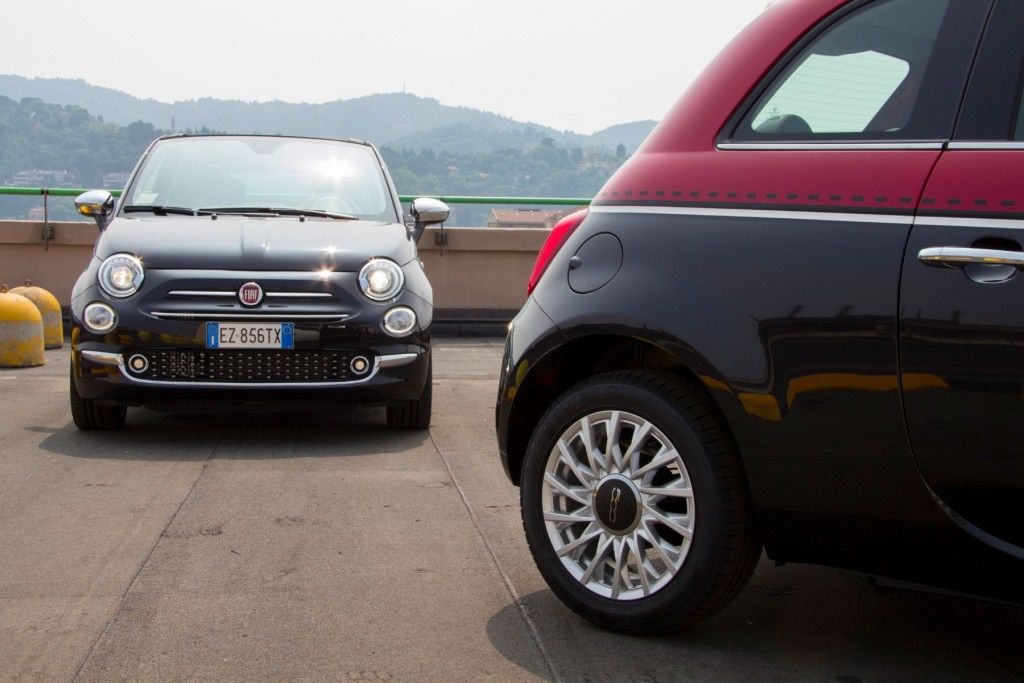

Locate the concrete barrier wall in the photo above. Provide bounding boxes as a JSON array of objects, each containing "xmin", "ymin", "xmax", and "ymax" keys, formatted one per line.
[{"xmin": 0, "ymin": 220, "xmax": 547, "ymax": 320}]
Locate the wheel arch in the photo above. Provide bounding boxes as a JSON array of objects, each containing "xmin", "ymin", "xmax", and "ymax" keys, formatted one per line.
[{"xmin": 504, "ymin": 331, "xmax": 744, "ymax": 487}]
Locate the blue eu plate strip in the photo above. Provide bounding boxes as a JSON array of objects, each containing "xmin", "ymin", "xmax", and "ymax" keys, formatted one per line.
[
  {"xmin": 206, "ymin": 322, "xmax": 220, "ymax": 349},
  {"xmin": 281, "ymin": 323, "xmax": 295, "ymax": 350}
]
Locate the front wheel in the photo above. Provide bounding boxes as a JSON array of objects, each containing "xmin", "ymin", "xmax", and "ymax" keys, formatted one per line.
[
  {"xmin": 386, "ymin": 356, "xmax": 432, "ymax": 429},
  {"xmin": 70, "ymin": 363, "xmax": 127, "ymax": 431},
  {"xmin": 520, "ymin": 371, "xmax": 760, "ymax": 634}
]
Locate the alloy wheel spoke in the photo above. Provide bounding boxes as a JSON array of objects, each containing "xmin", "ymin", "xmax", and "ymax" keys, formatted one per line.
[
  {"xmin": 627, "ymin": 534, "xmax": 652, "ymax": 596},
  {"xmin": 605, "ymin": 410, "xmax": 624, "ymax": 472},
  {"xmin": 580, "ymin": 534, "xmax": 615, "ymax": 586},
  {"xmin": 555, "ymin": 522, "xmax": 603, "ymax": 558},
  {"xmin": 544, "ymin": 472, "xmax": 591, "ymax": 506},
  {"xmin": 631, "ymin": 447, "xmax": 680, "ymax": 481},
  {"xmin": 544, "ymin": 509, "xmax": 595, "ymax": 526},
  {"xmin": 640, "ymin": 479, "xmax": 693, "ymax": 499},
  {"xmin": 639, "ymin": 522, "xmax": 680, "ymax": 571},
  {"xmin": 643, "ymin": 504, "xmax": 692, "ymax": 539},
  {"xmin": 623, "ymin": 420, "xmax": 653, "ymax": 473},
  {"xmin": 610, "ymin": 538, "xmax": 628, "ymax": 599},
  {"xmin": 556, "ymin": 438, "xmax": 596, "ymax": 489},
  {"xmin": 578, "ymin": 415, "xmax": 607, "ymax": 476}
]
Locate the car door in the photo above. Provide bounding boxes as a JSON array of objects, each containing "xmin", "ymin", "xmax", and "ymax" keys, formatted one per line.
[{"xmin": 899, "ymin": 0, "xmax": 1024, "ymax": 553}]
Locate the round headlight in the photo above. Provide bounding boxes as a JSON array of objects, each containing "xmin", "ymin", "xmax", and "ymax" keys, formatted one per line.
[
  {"xmin": 382, "ymin": 306, "xmax": 417, "ymax": 336},
  {"xmin": 98, "ymin": 254, "xmax": 144, "ymax": 298},
  {"xmin": 83, "ymin": 302, "xmax": 117, "ymax": 333},
  {"xmin": 358, "ymin": 258, "xmax": 404, "ymax": 302}
]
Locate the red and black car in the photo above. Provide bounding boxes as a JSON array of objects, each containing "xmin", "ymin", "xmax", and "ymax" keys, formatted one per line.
[{"xmin": 496, "ymin": 0, "xmax": 1024, "ymax": 633}]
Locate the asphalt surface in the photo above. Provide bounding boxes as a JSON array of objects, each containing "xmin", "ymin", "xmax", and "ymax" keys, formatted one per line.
[{"xmin": 2, "ymin": 339, "xmax": 1023, "ymax": 682}]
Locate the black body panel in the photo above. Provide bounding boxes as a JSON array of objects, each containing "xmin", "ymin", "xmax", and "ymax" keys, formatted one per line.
[{"xmin": 496, "ymin": 209, "xmax": 1024, "ymax": 602}]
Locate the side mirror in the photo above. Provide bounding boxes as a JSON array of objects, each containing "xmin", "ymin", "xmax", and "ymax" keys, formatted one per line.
[
  {"xmin": 76, "ymin": 190, "xmax": 115, "ymax": 230},
  {"xmin": 409, "ymin": 197, "xmax": 450, "ymax": 243}
]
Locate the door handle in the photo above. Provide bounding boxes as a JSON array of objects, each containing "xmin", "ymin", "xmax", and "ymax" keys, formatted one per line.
[{"xmin": 918, "ymin": 247, "xmax": 1024, "ymax": 268}]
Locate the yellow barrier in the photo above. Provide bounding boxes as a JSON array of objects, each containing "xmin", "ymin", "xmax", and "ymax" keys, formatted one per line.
[
  {"xmin": 0, "ymin": 285, "xmax": 45, "ymax": 368},
  {"xmin": 10, "ymin": 280, "xmax": 63, "ymax": 349}
]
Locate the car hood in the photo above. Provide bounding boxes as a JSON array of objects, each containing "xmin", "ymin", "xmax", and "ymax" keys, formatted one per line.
[{"xmin": 95, "ymin": 215, "xmax": 415, "ymax": 271}]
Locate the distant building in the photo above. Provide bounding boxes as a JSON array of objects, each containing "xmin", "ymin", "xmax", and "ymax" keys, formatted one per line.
[
  {"xmin": 102, "ymin": 172, "xmax": 131, "ymax": 188},
  {"xmin": 485, "ymin": 207, "xmax": 584, "ymax": 229},
  {"xmin": 11, "ymin": 169, "xmax": 76, "ymax": 187},
  {"xmin": 27, "ymin": 206, "xmax": 45, "ymax": 221}
]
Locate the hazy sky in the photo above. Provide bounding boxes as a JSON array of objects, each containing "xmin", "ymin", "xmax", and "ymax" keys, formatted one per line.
[{"xmin": 2, "ymin": 1, "xmax": 768, "ymax": 133}]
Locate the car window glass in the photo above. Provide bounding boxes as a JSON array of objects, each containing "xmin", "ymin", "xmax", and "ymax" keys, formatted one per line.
[
  {"xmin": 127, "ymin": 137, "xmax": 395, "ymax": 222},
  {"xmin": 738, "ymin": 0, "xmax": 951, "ymax": 139}
]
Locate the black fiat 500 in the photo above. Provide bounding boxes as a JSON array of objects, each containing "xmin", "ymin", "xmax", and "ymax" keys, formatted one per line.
[
  {"xmin": 71, "ymin": 134, "xmax": 448, "ymax": 430},
  {"xmin": 497, "ymin": 0, "xmax": 1024, "ymax": 634}
]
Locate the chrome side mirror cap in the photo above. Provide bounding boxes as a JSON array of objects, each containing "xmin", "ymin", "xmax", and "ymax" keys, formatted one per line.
[
  {"xmin": 409, "ymin": 197, "xmax": 450, "ymax": 243},
  {"xmin": 76, "ymin": 190, "xmax": 115, "ymax": 230}
]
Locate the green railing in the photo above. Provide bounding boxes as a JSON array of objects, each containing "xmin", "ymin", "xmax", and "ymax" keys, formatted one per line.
[{"xmin": 0, "ymin": 186, "xmax": 592, "ymax": 206}]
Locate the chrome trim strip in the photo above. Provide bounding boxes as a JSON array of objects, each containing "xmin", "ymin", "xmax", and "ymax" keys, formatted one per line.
[
  {"xmin": 149, "ymin": 311, "xmax": 349, "ymax": 321},
  {"xmin": 717, "ymin": 141, "xmax": 944, "ymax": 151},
  {"xmin": 947, "ymin": 141, "xmax": 1024, "ymax": 151},
  {"xmin": 112, "ymin": 351, "xmax": 422, "ymax": 388},
  {"xmin": 168, "ymin": 290, "xmax": 333, "ymax": 299},
  {"xmin": 81, "ymin": 350, "xmax": 124, "ymax": 367},
  {"xmin": 377, "ymin": 352, "xmax": 418, "ymax": 369},
  {"xmin": 589, "ymin": 205, "xmax": 910, "ymax": 224},
  {"xmin": 167, "ymin": 290, "xmax": 235, "ymax": 297},
  {"xmin": 916, "ymin": 216, "xmax": 1024, "ymax": 230}
]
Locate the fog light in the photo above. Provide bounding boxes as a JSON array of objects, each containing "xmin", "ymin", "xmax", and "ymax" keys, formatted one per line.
[
  {"xmin": 128, "ymin": 354, "xmax": 149, "ymax": 374},
  {"xmin": 350, "ymin": 355, "xmax": 370, "ymax": 375},
  {"xmin": 83, "ymin": 302, "xmax": 116, "ymax": 333},
  {"xmin": 382, "ymin": 306, "xmax": 416, "ymax": 337}
]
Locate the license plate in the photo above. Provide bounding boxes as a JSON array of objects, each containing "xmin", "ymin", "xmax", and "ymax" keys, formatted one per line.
[{"xmin": 205, "ymin": 322, "xmax": 294, "ymax": 349}]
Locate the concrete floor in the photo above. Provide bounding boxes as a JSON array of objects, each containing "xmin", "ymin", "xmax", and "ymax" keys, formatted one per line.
[{"xmin": 1, "ymin": 339, "xmax": 1022, "ymax": 682}]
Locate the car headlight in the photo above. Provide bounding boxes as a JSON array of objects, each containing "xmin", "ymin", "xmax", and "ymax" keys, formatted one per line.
[
  {"xmin": 83, "ymin": 302, "xmax": 117, "ymax": 333},
  {"xmin": 98, "ymin": 254, "xmax": 144, "ymax": 298},
  {"xmin": 358, "ymin": 258, "xmax": 404, "ymax": 301}
]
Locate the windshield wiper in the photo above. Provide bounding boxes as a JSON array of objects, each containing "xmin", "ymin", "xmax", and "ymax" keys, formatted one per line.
[
  {"xmin": 197, "ymin": 206, "xmax": 359, "ymax": 220},
  {"xmin": 123, "ymin": 205, "xmax": 198, "ymax": 216}
]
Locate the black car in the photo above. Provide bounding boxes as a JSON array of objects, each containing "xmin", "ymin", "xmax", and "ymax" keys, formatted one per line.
[
  {"xmin": 497, "ymin": 0, "xmax": 1024, "ymax": 634},
  {"xmin": 71, "ymin": 134, "xmax": 448, "ymax": 430}
]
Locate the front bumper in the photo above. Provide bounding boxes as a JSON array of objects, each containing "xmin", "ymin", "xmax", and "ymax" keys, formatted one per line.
[{"xmin": 74, "ymin": 340, "xmax": 429, "ymax": 410}]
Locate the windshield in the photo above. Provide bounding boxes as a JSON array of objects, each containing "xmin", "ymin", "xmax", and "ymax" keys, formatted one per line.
[{"xmin": 124, "ymin": 137, "xmax": 396, "ymax": 222}]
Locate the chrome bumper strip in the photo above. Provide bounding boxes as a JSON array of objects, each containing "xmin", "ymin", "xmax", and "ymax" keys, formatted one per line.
[{"xmin": 80, "ymin": 350, "xmax": 422, "ymax": 388}]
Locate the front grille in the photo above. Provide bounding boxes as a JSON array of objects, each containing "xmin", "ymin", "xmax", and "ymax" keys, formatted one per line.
[{"xmin": 130, "ymin": 350, "xmax": 362, "ymax": 383}]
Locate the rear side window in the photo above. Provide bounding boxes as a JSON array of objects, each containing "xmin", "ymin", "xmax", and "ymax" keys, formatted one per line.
[
  {"xmin": 1016, "ymin": 92, "xmax": 1024, "ymax": 140},
  {"xmin": 733, "ymin": 0, "xmax": 987, "ymax": 141}
]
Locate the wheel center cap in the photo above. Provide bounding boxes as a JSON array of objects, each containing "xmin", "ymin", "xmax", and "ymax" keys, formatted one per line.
[{"xmin": 593, "ymin": 474, "xmax": 641, "ymax": 535}]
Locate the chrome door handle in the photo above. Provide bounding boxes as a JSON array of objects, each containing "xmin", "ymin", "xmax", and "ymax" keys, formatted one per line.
[{"xmin": 918, "ymin": 247, "xmax": 1024, "ymax": 268}]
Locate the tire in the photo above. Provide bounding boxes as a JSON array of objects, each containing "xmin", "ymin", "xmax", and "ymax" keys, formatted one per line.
[
  {"xmin": 70, "ymin": 363, "xmax": 127, "ymax": 431},
  {"xmin": 520, "ymin": 370, "xmax": 760, "ymax": 634},
  {"xmin": 386, "ymin": 356, "xmax": 432, "ymax": 429}
]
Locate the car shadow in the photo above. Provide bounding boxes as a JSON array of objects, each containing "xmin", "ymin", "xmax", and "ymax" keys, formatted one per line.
[
  {"xmin": 30, "ymin": 406, "xmax": 430, "ymax": 461},
  {"xmin": 487, "ymin": 565, "xmax": 1024, "ymax": 681}
]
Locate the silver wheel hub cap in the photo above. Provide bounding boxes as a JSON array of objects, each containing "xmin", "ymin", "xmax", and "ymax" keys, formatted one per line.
[{"xmin": 541, "ymin": 410, "xmax": 695, "ymax": 600}]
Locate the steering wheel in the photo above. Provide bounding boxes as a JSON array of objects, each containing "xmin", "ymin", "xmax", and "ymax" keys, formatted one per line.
[{"xmin": 302, "ymin": 195, "xmax": 362, "ymax": 215}]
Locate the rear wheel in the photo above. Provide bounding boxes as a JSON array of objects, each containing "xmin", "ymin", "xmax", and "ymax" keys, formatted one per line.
[
  {"xmin": 520, "ymin": 370, "xmax": 760, "ymax": 634},
  {"xmin": 70, "ymin": 363, "xmax": 126, "ymax": 431},
  {"xmin": 386, "ymin": 356, "xmax": 432, "ymax": 429}
]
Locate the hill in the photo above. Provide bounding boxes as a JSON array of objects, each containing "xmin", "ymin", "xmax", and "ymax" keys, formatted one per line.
[
  {"xmin": 0, "ymin": 95, "xmax": 626, "ymax": 223},
  {"xmin": 0, "ymin": 75, "xmax": 655, "ymax": 153}
]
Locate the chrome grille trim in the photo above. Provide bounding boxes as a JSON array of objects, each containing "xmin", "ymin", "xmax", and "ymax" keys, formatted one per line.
[
  {"xmin": 167, "ymin": 290, "xmax": 333, "ymax": 299},
  {"xmin": 148, "ymin": 311, "xmax": 349, "ymax": 321},
  {"xmin": 97, "ymin": 351, "xmax": 421, "ymax": 387}
]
